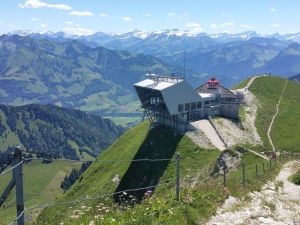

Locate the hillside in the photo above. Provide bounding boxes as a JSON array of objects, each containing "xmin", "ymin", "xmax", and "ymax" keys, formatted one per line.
[
  {"xmin": 204, "ymin": 76, "xmax": 300, "ymax": 154},
  {"xmin": 2, "ymin": 76, "xmax": 300, "ymax": 224},
  {"xmin": 0, "ymin": 34, "xmax": 183, "ymax": 121},
  {"xmin": 0, "ymin": 104, "xmax": 126, "ymax": 159},
  {"xmin": 35, "ymin": 76, "xmax": 300, "ymax": 224}
]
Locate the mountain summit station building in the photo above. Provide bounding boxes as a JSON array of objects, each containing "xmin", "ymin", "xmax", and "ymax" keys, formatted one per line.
[{"xmin": 134, "ymin": 74, "xmax": 240, "ymax": 132}]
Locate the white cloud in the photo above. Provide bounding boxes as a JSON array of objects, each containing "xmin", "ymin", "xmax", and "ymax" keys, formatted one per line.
[
  {"xmin": 183, "ymin": 14, "xmax": 188, "ymax": 16},
  {"xmin": 63, "ymin": 27, "xmax": 94, "ymax": 36},
  {"xmin": 221, "ymin": 14, "xmax": 229, "ymax": 17},
  {"xmin": 100, "ymin": 14, "xmax": 107, "ymax": 17},
  {"xmin": 210, "ymin": 23, "xmax": 218, "ymax": 28},
  {"xmin": 69, "ymin": 11, "xmax": 94, "ymax": 16},
  {"xmin": 167, "ymin": 13, "xmax": 176, "ymax": 17},
  {"xmin": 41, "ymin": 24, "xmax": 48, "ymax": 28},
  {"xmin": 186, "ymin": 23, "xmax": 203, "ymax": 33},
  {"xmin": 65, "ymin": 21, "xmax": 73, "ymax": 25},
  {"xmin": 0, "ymin": 21, "xmax": 2, "ymax": 24},
  {"xmin": 211, "ymin": 21, "xmax": 234, "ymax": 29},
  {"xmin": 239, "ymin": 24, "xmax": 252, "ymax": 28},
  {"xmin": 31, "ymin": 18, "xmax": 39, "ymax": 21},
  {"xmin": 192, "ymin": 27, "xmax": 203, "ymax": 33},
  {"xmin": 144, "ymin": 14, "xmax": 151, "ymax": 17},
  {"xmin": 270, "ymin": 8, "xmax": 276, "ymax": 12},
  {"xmin": 221, "ymin": 21, "xmax": 234, "ymax": 27},
  {"xmin": 19, "ymin": 0, "xmax": 71, "ymax": 10},
  {"xmin": 272, "ymin": 24, "xmax": 280, "ymax": 27},
  {"xmin": 123, "ymin": 17, "xmax": 131, "ymax": 21}
]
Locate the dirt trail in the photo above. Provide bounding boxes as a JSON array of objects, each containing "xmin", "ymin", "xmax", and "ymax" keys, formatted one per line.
[
  {"xmin": 267, "ymin": 79, "xmax": 288, "ymax": 152},
  {"xmin": 207, "ymin": 161, "xmax": 300, "ymax": 225}
]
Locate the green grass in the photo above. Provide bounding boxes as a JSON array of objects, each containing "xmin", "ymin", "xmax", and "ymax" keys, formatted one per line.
[
  {"xmin": 105, "ymin": 116, "xmax": 141, "ymax": 127},
  {"xmin": 0, "ymin": 160, "xmax": 82, "ymax": 224},
  {"xmin": 0, "ymin": 111, "xmax": 24, "ymax": 150},
  {"xmin": 68, "ymin": 140, "xmax": 95, "ymax": 161},
  {"xmin": 231, "ymin": 77, "xmax": 252, "ymax": 89},
  {"xmin": 249, "ymin": 76, "xmax": 300, "ymax": 152},
  {"xmin": 35, "ymin": 120, "xmax": 289, "ymax": 224}
]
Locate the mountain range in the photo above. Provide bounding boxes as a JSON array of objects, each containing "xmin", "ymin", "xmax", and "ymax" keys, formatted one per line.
[{"xmin": 1, "ymin": 29, "xmax": 300, "ymax": 116}]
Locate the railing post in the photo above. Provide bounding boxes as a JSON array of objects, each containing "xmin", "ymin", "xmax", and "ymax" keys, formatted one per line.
[
  {"xmin": 242, "ymin": 163, "xmax": 245, "ymax": 186},
  {"xmin": 176, "ymin": 152, "xmax": 180, "ymax": 201},
  {"xmin": 14, "ymin": 146, "xmax": 24, "ymax": 225},
  {"xmin": 269, "ymin": 158, "xmax": 272, "ymax": 170},
  {"xmin": 262, "ymin": 162, "xmax": 265, "ymax": 178},
  {"xmin": 256, "ymin": 164, "xmax": 258, "ymax": 180}
]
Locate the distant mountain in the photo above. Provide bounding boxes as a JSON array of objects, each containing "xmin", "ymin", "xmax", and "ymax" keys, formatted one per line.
[
  {"xmin": 2, "ymin": 30, "xmax": 300, "ymax": 100},
  {"xmin": 261, "ymin": 42, "xmax": 300, "ymax": 75},
  {"xmin": 0, "ymin": 104, "xmax": 126, "ymax": 159},
  {"xmin": 0, "ymin": 35, "xmax": 182, "ymax": 114},
  {"xmin": 288, "ymin": 73, "xmax": 300, "ymax": 82}
]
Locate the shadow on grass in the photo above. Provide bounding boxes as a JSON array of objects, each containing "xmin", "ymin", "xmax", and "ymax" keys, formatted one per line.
[{"xmin": 113, "ymin": 125, "xmax": 183, "ymax": 202}]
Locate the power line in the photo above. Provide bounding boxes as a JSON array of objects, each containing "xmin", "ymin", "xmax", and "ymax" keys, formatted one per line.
[
  {"xmin": 8, "ymin": 181, "xmax": 176, "ymax": 225},
  {"xmin": 25, "ymin": 157, "xmax": 175, "ymax": 163},
  {"xmin": 0, "ymin": 160, "xmax": 24, "ymax": 177}
]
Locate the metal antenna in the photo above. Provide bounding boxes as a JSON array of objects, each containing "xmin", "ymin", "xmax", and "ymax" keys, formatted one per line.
[{"xmin": 184, "ymin": 51, "xmax": 186, "ymax": 79}]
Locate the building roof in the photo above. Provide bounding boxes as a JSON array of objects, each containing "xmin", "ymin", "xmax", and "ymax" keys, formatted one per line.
[{"xmin": 134, "ymin": 78, "xmax": 182, "ymax": 91}]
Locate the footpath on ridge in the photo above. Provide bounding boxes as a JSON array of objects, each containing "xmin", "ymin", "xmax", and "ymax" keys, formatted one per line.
[{"xmin": 267, "ymin": 79, "xmax": 288, "ymax": 152}]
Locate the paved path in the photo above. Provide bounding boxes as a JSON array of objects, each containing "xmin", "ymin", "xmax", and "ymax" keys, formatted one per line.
[{"xmin": 191, "ymin": 120, "xmax": 226, "ymax": 151}]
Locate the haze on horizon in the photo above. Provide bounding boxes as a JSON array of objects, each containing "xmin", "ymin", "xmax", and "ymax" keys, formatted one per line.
[{"xmin": 0, "ymin": 0, "xmax": 299, "ymax": 36}]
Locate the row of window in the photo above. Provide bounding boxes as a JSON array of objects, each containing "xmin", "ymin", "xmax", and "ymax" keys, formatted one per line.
[{"xmin": 178, "ymin": 102, "xmax": 202, "ymax": 112}]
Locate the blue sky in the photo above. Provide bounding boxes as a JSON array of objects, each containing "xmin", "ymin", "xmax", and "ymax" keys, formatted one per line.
[{"xmin": 0, "ymin": 0, "xmax": 299, "ymax": 36}]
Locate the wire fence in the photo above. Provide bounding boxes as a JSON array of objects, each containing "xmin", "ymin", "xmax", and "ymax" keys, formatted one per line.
[{"xmin": 1, "ymin": 149, "xmax": 299, "ymax": 225}]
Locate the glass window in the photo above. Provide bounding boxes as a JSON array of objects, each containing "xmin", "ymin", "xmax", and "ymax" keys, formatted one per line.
[
  {"xmin": 185, "ymin": 103, "xmax": 190, "ymax": 111},
  {"xmin": 191, "ymin": 102, "xmax": 196, "ymax": 110},
  {"xmin": 178, "ymin": 104, "xmax": 184, "ymax": 112},
  {"xmin": 197, "ymin": 102, "xmax": 202, "ymax": 109},
  {"xmin": 205, "ymin": 100, "xmax": 210, "ymax": 105}
]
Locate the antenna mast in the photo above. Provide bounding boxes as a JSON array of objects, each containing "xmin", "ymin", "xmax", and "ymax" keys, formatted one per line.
[{"xmin": 184, "ymin": 51, "xmax": 186, "ymax": 79}]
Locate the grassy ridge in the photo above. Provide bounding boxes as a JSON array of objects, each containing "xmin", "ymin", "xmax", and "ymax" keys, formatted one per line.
[
  {"xmin": 249, "ymin": 76, "xmax": 300, "ymax": 152},
  {"xmin": 271, "ymin": 79, "xmax": 300, "ymax": 151},
  {"xmin": 37, "ymin": 121, "xmax": 222, "ymax": 223}
]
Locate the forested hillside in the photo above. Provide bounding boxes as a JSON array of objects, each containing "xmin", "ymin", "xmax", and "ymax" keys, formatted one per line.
[{"xmin": 0, "ymin": 104, "xmax": 126, "ymax": 160}]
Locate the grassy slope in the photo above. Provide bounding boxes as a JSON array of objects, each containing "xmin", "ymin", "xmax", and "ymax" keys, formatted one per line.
[
  {"xmin": 0, "ymin": 160, "xmax": 82, "ymax": 224},
  {"xmin": 37, "ymin": 121, "xmax": 222, "ymax": 223},
  {"xmin": 249, "ymin": 76, "xmax": 300, "ymax": 152},
  {"xmin": 233, "ymin": 75, "xmax": 300, "ymax": 152},
  {"xmin": 271, "ymin": 79, "xmax": 300, "ymax": 151},
  {"xmin": 4, "ymin": 76, "xmax": 298, "ymax": 224},
  {"xmin": 36, "ymin": 120, "xmax": 286, "ymax": 224}
]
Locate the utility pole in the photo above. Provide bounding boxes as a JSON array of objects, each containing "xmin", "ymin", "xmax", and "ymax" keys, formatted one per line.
[
  {"xmin": 0, "ymin": 146, "xmax": 24, "ymax": 225},
  {"xmin": 14, "ymin": 146, "xmax": 25, "ymax": 225}
]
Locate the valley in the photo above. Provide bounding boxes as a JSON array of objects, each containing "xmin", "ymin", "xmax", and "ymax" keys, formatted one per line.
[{"xmin": 1, "ymin": 27, "xmax": 300, "ymax": 224}]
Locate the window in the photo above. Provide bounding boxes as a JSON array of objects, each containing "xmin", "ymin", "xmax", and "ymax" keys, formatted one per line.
[
  {"xmin": 205, "ymin": 100, "xmax": 210, "ymax": 105},
  {"xmin": 150, "ymin": 97, "xmax": 156, "ymax": 104},
  {"xmin": 197, "ymin": 102, "xmax": 202, "ymax": 109},
  {"xmin": 191, "ymin": 102, "xmax": 196, "ymax": 110},
  {"xmin": 185, "ymin": 103, "xmax": 190, "ymax": 111},
  {"xmin": 178, "ymin": 104, "xmax": 184, "ymax": 112},
  {"xmin": 211, "ymin": 100, "xmax": 214, "ymax": 104}
]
